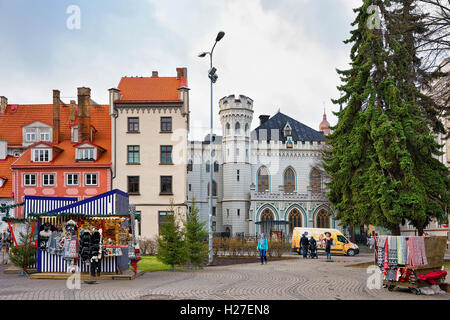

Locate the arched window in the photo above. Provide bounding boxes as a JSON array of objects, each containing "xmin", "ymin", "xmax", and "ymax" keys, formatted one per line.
[
  {"xmin": 245, "ymin": 123, "xmax": 249, "ymax": 135},
  {"xmin": 257, "ymin": 167, "xmax": 269, "ymax": 192},
  {"xmin": 207, "ymin": 180, "xmax": 218, "ymax": 197},
  {"xmin": 316, "ymin": 209, "xmax": 330, "ymax": 228},
  {"xmin": 288, "ymin": 208, "xmax": 302, "ymax": 234},
  {"xmin": 206, "ymin": 160, "xmax": 210, "ymax": 172},
  {"xmin": 311, "ymin": 168, "xmax": 322, "ymax": 193},
  {"xmin": 260, "ymin": 208, "xmax": 275, "ymax": 236},
  {"xmin": 213, "ymin": 161, "xmax": 219, "ymax": 172},
  {"xmin": 284, "ymin": 167, "xmax": 296, "ymax": 193},
  {"xmin": 260, "ymin": 208, "xmax": 274, "ymax": 222},
  {"xmin": 225, "ymin": 123, "xmax": 231, "ymax": 135},
  {"xmin": 235, "ymin": 122, "xmax": 241, "ymax": 135}
]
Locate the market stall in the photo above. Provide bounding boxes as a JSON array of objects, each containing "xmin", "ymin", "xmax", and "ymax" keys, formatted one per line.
[
  {"xmin": 19, "ymin": 189, "xmax": 141, "ymax": 278},
  {"xmin": 374, "ymin": 235, "xmax": 447, "ymax": 295}
]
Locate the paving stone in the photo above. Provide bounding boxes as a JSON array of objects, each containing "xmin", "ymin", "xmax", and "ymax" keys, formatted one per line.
[{"xmin": 0, "ymin": 254, "xmax": 448, "ymax": 300}]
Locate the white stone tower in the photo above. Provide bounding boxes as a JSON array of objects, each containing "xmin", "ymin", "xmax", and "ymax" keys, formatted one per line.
[{"xmin": 219, "ymin": 94, "xmax": 254, "ymax": 235}]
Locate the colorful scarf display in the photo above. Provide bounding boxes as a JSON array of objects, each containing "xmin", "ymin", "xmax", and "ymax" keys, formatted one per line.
[{"xmin": 388, "ymin": 236, "xmax": 397, "ymax": 266}]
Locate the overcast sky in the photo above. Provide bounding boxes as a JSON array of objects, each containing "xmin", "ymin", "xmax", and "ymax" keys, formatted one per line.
[{"xmin": 0, "ymin": 0, "xmax": 361, "ymax": 140}]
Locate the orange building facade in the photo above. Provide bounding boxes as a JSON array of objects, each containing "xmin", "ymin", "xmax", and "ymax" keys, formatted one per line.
[{"xmin": 0, "ymin": 88, "xmax": 111, "ymax": 218}]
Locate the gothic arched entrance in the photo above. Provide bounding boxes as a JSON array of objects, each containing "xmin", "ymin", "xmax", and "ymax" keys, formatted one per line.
[{"xmin": 288, "ymin": 208, "xmax": 302, "ymax": 234}]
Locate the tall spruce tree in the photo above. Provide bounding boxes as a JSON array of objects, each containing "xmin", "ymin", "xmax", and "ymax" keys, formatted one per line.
[
  {"xmin": 9, "ymin": 221, "xmax": 37, "ymax": 275},
  {"xmin": 183, "ymin": 198, "xmax": 209, "ymax": 269},
  {"xmin": 324, "ymin": 0, "xmax": 450, "ymax": 235},
  {"xmin": 156, "ymin": 202, "xmax": 187, "ymax": 270}
]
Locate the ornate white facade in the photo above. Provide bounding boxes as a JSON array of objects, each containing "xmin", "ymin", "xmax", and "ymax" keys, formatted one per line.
[{"xmin": 187, "ymin": 94, "xmax": 340, "ymax": 238}]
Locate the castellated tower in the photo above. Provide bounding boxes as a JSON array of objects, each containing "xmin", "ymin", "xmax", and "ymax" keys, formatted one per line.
[{"xmin": 219, "ymin": 94, "xmax": 253, "ymax": 235}]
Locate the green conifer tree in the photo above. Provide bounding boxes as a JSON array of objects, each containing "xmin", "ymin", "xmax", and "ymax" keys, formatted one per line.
[
  {"xmin": 156, "ymin": 201, "xmax": 187, "ymax": 270},
  {"xmin": 183, "ymin": 198, "xmax": 209, "ymax": 269},
  {"xmin": 324, "ymin": 0, "xmax": 450, "ymax": 235},
  {"xmin": 9, "ymin": 221, "xmax": 37, "ymax": 275}
]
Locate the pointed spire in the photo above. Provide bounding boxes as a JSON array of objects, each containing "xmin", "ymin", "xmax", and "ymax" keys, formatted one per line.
[{"xmin": 319, "ymin": 108, "xmax": 330, "ymax": 135}]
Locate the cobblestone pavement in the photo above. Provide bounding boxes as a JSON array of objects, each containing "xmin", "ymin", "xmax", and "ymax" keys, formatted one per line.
[{"xmin": 0, "ymin": 254, "xmax": 448, "ymax": 300}]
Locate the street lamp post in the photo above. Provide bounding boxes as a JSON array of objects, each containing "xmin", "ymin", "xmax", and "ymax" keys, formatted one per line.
[{"xmin": 199, "ymin": 31, "xmax": 225, "ymax": 265}]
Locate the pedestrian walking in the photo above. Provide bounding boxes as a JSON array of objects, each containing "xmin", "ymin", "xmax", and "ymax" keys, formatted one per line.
[
  {"xmin": 300, "ymin": 233, "xmax": 309, "ymax": 259},
  {"xmin": 324, "ymin": 232, "xmax": 333, "ymax": 261},
  {"xmin": 367, "ymin": 236, "xmax": 374, "ymax": 250},
  {"xmin": 309, "ymin": 235, "xmax": 318, "ymax": 259},
  {"xmin": 256, "ymin": 233, "xmax": 268, "ymax": 265}
]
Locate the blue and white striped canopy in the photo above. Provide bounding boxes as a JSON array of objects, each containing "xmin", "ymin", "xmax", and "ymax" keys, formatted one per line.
[{"xmin": 24, "ymin": 189, "xmax": 129, "ymax": 217}]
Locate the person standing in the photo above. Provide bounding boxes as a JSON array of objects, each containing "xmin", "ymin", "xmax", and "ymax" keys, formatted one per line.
[
  {"xmin": 309, "ymin": 235, "xmax": 318, "ymax": 259},
  {"xmin": 257, "ymin": 233, "xmax": 269, "ymax": 265},
  {"xmin": 300, "ymin": 233, "xmax": 309, "ymax": 259},
  {"xmin": 325, "ymin": 232, "xmax": 333, "ymax": 261}
]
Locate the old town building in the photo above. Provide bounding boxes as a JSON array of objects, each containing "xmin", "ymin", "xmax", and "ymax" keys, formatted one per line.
[
  {"xmin": 187, "ymin": 94, "xmax": 339, "ymax": 239},
  {"xmin": 0, "ymin": 88, "xmax": 111, "ymax": 219},
  {"xmin": 109, "ymin": 68, "xmax": 189, "ymax": 239}
]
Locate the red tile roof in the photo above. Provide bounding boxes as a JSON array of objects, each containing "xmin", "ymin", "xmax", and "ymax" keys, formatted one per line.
[
  {"xmin": 116, "ymin": 76, "xmax": 185, "ymax": 102},
  {"xmin": 12, "ymin": 140, "xmax": 110, "ymax": 168},
  {"xmin": 0, "ymin": 156, "xmax": 16, "ymax": 198},
  {"xmin": 0, "ymin": 103, "xmax": 111, "ymax": 168}
]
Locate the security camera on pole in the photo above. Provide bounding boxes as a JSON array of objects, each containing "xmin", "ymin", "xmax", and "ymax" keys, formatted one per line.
[{"xmin": 198, "ymin": 31, "xmax": 225, "ymax": 265}]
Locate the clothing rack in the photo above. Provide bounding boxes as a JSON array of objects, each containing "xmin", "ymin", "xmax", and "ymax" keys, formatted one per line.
[{"xmin": 375, "ymin": 235, "xmax": 447, "ymax": 295}]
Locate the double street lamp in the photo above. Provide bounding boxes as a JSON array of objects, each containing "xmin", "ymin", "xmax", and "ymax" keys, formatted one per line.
[{"xmin": 198, "ymin": 31, "xmax": 225, "ymax": 265}]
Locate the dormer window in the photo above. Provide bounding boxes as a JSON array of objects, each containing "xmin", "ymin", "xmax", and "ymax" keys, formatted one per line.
[
  {"xmin": 33, "ymin": 149, "xmax": 50, "ymax": 162},
  {"xmin": 22, "ymin": 122, "xmax": 53, "ymax": 146},
  {"xmin": 77, "ymin": 148, "xmax": 95, "ymax": 161},
  {"xmin": 26, "ymin": 128, "xmax": 37, "ymax": 142},
  {"xmin": 71, "ymin": 126, "xmax": 79, "ymax": 143},
  {"xmin": 40, "ymin": 129, "xmax": 50, "ymax": 142},
  {"xmin": 0, "ymin": 178, "xmax": 5, "ymax": 188},
  {"xmin": 283, "ymin": 123, "xmax": 292, "ymax": 137}
]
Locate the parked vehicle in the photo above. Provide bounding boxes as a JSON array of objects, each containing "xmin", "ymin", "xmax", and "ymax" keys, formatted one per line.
[{"xmin": 291, "ymin": 227, "xmax": 359, "ymax": 256}]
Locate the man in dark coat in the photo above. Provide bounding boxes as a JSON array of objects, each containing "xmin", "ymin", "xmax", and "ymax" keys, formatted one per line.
[{"xmin": 300, "ymin": 233, "xmax": 309, "ymax": 259}]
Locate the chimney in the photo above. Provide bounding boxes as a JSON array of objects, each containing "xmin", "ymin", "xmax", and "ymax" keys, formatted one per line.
[
  {"xmin": 152, "ymin": 71, "xmax": 158, "ymax": 77},
  {"xmin": 53, "ymin": 90, "xmax": 60, "ymax": 144},
  {"xmin": 0, "ymin": 96, "xmax": 7, "ymax": 114},
  {"xmin": 176, "ymin": 67, "xmax": 187, "ymax": 80},
  {"xmin": 108, "ymin": 88, "xmax": 120, "ymax": 116},
  {"xmin": 259, "ymin": 115, "xmax": 270, "ymax": 126},
  {"xmin": 77, "ymin": 87, "xmax": 91, "ymax": 142},
  {"xmin": 177, "ymin": 68, "xmax": 189, "ymax": 117},
  {"xmin": 70, "ymin": 100, "xmax": 76, "ymax": 122}
]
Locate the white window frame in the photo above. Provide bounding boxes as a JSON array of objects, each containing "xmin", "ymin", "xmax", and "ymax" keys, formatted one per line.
[
  {"xmin": 72, "ymin": 126, "xmax": 79, "ymax": 143},
  {"xmin": 26, "ymin": 128, "xmax": 37, "ymax": 142},
  {"xmin": 33, "ymin": 149, "xmax": 50, "ymax": 162},
  {"xmin": 42, "ymin": 173, "xmax": 55, "ymax": 186},
  {"xmin": 77, "ymin": 148, "xmax": 95, "ymax": 161},
  {"xmin": 84, "ymin": 173, "xmax": 98, "ymax": 186},
  {"xmin": 66, "ymin": 173, "xmax": 79, "ymax": 186},
  {"xmin": 40, "ymin": 130, "xmax": 50, "ymax": 142},
  {"xmin": 24, "ymin": 173, "xmax": 37, "ymax": 186}
]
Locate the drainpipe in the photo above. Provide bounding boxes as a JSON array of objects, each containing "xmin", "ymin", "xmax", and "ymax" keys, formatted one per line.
[{"xmin": 108, "ymin": 88, "xmax": 120, "ymax": 190}]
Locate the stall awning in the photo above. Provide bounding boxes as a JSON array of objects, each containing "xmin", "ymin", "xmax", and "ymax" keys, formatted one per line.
[{"xmin": 25, "ymin": 189, "xmax": 130, "ymax": 218}]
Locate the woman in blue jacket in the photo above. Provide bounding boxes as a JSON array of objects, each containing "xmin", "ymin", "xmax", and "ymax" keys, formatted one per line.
[{"xmin": 257, "ymin": 233, "xmax": 269, "ymax": 264}]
